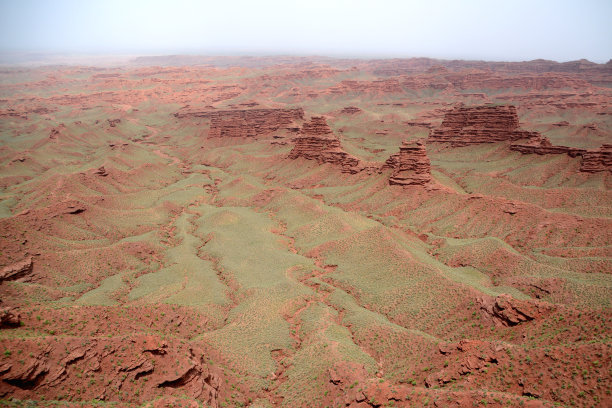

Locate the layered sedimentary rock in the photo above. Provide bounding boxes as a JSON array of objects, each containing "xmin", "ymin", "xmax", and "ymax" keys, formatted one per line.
[
  {"xmin": 385, "ymin": 140, "xmax": 432, "ymax": 185},
  {"xmin": 478, "ymin": 294, "xmax": 553, "ymax": 327},
  {"xmin": 580, "ymin": 144, "xmax": 612, "ymax": 173},
  {"xmin": 428, "ymin": 105, "xmax": 538, "ymax": 146},
  {"xmin": 175, "ymin": 107, "xmax": 304, "ymax": 138},
  {"xmin": 329, "ymin": 79, "xmax": 403, "ymax": 95},
  {"xmin": 510, "ymin": 136, "xmax": 611, "ymax": 173},
  {"xmin": 444, "ymin": 72, "xmax": 592, "ymax": 91},
  {"xmin": 288, "ymin": 116, "xmax": 362, "ymax": 174},
  {"xmin": 510, "ymin": 134, "xmax": 585, "ymax": 157},
  {"xmin": 340, "ymin": 106, "xmax": 362, "ymax": 115},
  {"xmin": 0, "ymin": 257, "xmax": 33, "ymax": 282}
]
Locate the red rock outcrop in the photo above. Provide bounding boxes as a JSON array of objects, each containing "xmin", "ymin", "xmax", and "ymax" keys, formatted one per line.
[
  {"xmin": 48, "ymin": 124, "xmax": 66, "ymax": 140},
  {"xmin": 0, "ymin": 307, "xmax": 21, "ymax": 327},
  {"xmin": 384, "ymin": 140, "xmax": 432, "ymax": 185},
  {"xmin": 509, "ymin": 134, "xmax": 585, "ymax": 157},
  {"xmin": 288, "ymin": 116, "xmax": 363, "ymax": 173},
  {"xmin": 580, "ymin": 144, "xmax": 612, "ymax": 173},
  {"xmin": 444, "ymin": 72, "xmax": 593, "ymax": 91},
  {"xmin": 107, "ymin": 118, "xmax": 121, "ymax": 127},
  {"xmin": 510, "ymin": 136, "xmax": 611, "ymax": 173},
  {"xmin": 429, "ymin": 339, "xmax": 611, "ymax": 404},
  {"xmin": 328, "ymin": 79, "xmax": 403, "ymax": 95},
  {"xmin": 0, "ymin": 257, "xmax": 33, "ymax": 282},
  {"xmin": 339, "ymin": 106, "xmax": 362, "ymax": 115},
  {"xmin": 478, "ymin": 294, "xmax": 553, "ymax": 327},
  {"xmin": 0, "ymin": 334, "xmax": 223, "ymax": 406},
  {"xmin": 175, "ymin": 107, "xmax": 304, "ymax": 138},
  {"xmin": 93, "ymin": 166, "xmax": 108, "ymax": 177},
  {"xmin": 428, "ymin": 105, "xmax": 538, "ymax": 146}
]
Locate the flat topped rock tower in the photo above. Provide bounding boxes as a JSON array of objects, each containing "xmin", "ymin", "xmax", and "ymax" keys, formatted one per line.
[
  {"xmin": 386, "ymin": 140, "xmax": 432, "ymax": 186},
  {"xmin": 429, "ymin": 104, "xmax": 537, "ymax": 145}
]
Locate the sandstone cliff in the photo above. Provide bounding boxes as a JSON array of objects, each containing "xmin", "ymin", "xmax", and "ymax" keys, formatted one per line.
[{"xmin": 580, "ymin": 144, "xmax": 612, "ymax": 173}]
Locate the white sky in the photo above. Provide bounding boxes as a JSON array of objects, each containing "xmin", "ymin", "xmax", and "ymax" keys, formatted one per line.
[{"xmin": 0, "ymin": 0, "xmax": 610, "ymax": 62}]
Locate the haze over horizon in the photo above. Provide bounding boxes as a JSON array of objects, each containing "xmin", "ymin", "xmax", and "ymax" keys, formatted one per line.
[{"xmin": 0, "ymin": 0, "xmax": 611, "ymax": 63}]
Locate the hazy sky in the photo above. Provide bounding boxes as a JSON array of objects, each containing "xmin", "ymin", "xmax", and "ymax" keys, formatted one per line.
[{"xmin": 0, "ymin": 0, "xmax": 610, "ymax": 62}]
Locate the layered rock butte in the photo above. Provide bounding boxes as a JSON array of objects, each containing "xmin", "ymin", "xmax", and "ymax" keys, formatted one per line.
[
  {"xmin": 288, "ymin": 116, "xmax": 363, "ymax": 173},
  {"xmin": 428, "ymin": 104, "xmax": 538, "ymax": 145},
  {"xmin": 430, "ymin": 104, "xmax": 612, "ymax": 173},
  {"xmin": 384, "ymin": 140, "xmax": 432, "ymax": 186}
]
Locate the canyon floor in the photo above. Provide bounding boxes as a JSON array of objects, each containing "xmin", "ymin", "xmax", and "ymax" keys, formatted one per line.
[{"xmin": 0, "ymin": 56, "xmax": 611, "ymax": 407}]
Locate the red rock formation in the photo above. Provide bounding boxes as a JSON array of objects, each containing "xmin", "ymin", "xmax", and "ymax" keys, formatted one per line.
[
  {"xmin": 404, "ymin": 120, "xmax": 434, "ymax": 129},
  {"xmin": 175, "ymin": 107, "xmax": 304, "ymax": 138},
  {"xmin": 0, "ymin": 257, "xmax": 33, "ymax": 282},
  {"xmin": 0, "ymin": 307, "xmax": 21, "ymax": 327},
  {"xmin": 327, "ymin": 361, "xmax": 370, "ymax": 405},
  {"xmin": 94, "ymin": 166, "xmax": 108, "ymax": 177},
  {"xmin": 46, "ymin": 123, "xmax": 68, "ymax": 142},
  {"xmin": 385, "ymin": 140, "xmax": 432, "ymax": 186},
  {"xmin": 510, "ymin": 134, "xmax": 585, "ymax": 157},
  {"xmin": 288, "ymin": 116, "xmax": 363, "ymax": 174},
  {"xmin": 478, "ymin": 294, "xmax": 553, "ymax": 327},
  {"xmin": 339, "ymin": 106, "xmax": 362, "ymax": 115},
  {"xmin": 511, "ymin": 137, "xmax": 611, "ymax": 173},
  {"xmin": 429, "ymin": 105, "xmax": 539, "ymax": 146},
  {"xmin": 444, "ymin": 72, "xmax": 593, "ymax": 91},
  {"xmin": 328, "ymin": 79, "xmax": 403, "ymax": 95},
  {"xmin": 430, "ymin": 339, "xmax": 611, "ymax": 404},
  {"xmin": 426, "ymin": 65, "xmax": 449, "ymax": 74},
  {"xmin": 0, "ymin": 334, "xmax": 222, "ymax": 406},
  {"xmin": 107, "ymin": 118, "xmax": 121, "ymax": 127},
  {"xmin": 580, "ymin": 144, "xmax": 612, "ymax": 173}
]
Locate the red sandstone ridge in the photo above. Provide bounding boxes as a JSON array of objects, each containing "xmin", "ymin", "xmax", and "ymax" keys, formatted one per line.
[
  {"xmin": 174, "ymin": 107, "xmax": 304, "ymax": 138},
  {"xmin": 288, "ymin": 116, "xmax": 363, "ymax": 174},
  {"xmin": 580, "ymin": 144, "xmax": 612, "ymax": 173},
  {"xmin": 509, "ymin": 134, "xmax": 585, "ymax": 157},
  {"xmin": 429, "ymin": 105, "xmax": 538, "ymax": 146},
  {"xmin": 384, "ymin": 140, "xmax": 432, "ymax": 186},
  {"xmin": 510, "ymin": 136, "xmax": 611, "ymax": 173}
]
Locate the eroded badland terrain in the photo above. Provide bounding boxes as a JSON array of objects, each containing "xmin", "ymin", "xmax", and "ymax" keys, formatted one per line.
[{"xmin": 0, "ymin": 56, "xmax": 611, "ymax": 407}]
